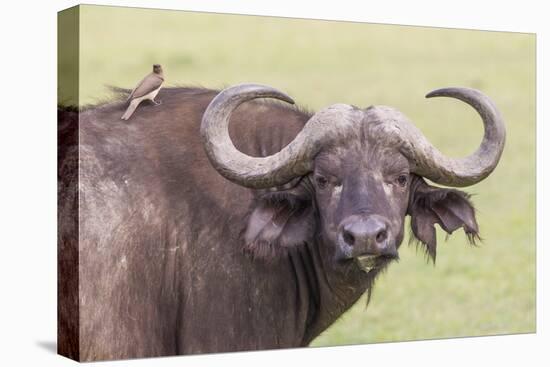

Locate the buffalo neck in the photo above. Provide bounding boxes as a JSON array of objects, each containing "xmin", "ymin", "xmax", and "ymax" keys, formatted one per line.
[{"xmin": 290, "ymin": 235, "xmax": 373, "ymax": 345}]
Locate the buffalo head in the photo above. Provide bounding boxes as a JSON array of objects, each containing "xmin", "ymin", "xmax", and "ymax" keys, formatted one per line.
[{"xmin": 201, "ymin": 84, "xmax": 505, "ymax": 271}]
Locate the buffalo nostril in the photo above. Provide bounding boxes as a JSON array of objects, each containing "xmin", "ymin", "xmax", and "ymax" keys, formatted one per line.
[
  {"xmin": 342, "ymin": 230, "xmax": 355, "ymax": 246},
  {"xmin": 376, "ymin": 229, "xmax": 387, "ymax": 243}
]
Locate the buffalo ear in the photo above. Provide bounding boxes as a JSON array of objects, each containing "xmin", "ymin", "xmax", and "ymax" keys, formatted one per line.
[
  {"xmin": 407, "ymin": 176, "xmax": 479, "ymax": 262},
  {"xmin": 243, "ymin": 188, "xmax": 315, "ymax": 262}
]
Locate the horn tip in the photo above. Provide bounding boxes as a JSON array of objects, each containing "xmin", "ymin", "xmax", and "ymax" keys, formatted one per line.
[
  {"xmin": 425, "ymin": 88, "xmax": 448, "ymax": 99},
  {"xmin": 277, "ymin": 92, "xmax": 295, "ymax": 105},
  {"xmin": 426, "ymin": 87, "xmax": 478, "ymax": 99},
  {"xmin": 282, "ymin": 96, "xmax": 295, "ymax": 105}
]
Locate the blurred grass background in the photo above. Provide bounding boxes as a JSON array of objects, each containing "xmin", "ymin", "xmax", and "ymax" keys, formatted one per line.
[{"xmin": 64, "ymin": 5, "xmax": 535, "ymax": 346}]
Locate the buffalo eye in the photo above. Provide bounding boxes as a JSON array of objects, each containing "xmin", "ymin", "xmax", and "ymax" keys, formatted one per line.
[
  {"xmin": 315, "ymin": 175, "xmax": 329, "ymax": 189},
  {"xmin": 396, "ymin": 174, "xmax": 409, "ymax": 187}
]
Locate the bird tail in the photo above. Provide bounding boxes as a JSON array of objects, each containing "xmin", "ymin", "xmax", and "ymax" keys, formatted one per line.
[{"xmin": 121, "ymin": 100, "xmax": 139, "ymax": 120}]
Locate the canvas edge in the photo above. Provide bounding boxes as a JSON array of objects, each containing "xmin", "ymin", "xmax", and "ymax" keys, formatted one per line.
[{"xmin": 57, "ymin": 4, "xmax": 81, "ymax": 362}]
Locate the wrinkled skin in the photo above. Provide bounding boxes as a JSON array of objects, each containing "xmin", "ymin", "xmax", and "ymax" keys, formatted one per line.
[{"xmin": 58, "ymin": 87, "xmax": 479, "ymax": 361}]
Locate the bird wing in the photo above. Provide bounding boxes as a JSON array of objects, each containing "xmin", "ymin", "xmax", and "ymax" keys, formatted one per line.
[
  {"xmin": 127, "ymin": 73, "xmax": 164, "ymax": 100},
  {"xmin": 126, "ymin": 74, "xmax": 147, "ymax": 101}
]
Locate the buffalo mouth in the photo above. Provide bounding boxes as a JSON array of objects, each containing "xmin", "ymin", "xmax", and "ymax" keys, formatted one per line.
[{"xmin": 355, "ymin": 253, "xmax": 398, "ymax": 273}]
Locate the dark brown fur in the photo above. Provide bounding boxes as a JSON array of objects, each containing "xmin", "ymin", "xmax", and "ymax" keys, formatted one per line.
[
  {"xmin": 58, "ymin": 107, "xmax": 80, "ymax": 360},
  {"xmin": 58, "ymin": 87, "xmax": 479, "ymax": 361}
]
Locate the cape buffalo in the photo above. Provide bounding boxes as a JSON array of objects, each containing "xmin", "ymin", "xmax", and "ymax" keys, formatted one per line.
[{"xmin": 57, "ymin": 83, "xmax": 505, "ymax": 361}]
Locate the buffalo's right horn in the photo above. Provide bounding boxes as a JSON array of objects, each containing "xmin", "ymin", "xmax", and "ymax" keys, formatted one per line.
[
  {"xmin": 399, "ymin": 87, "xmax": 506, "ymax": 187},
  {"xmin": 201, "ymin": 83, "xmax": 359, "ymax": 189}
]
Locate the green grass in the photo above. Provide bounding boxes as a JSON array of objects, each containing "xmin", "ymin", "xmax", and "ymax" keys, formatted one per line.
[{"xmin": 66, "ymin": 5, "xmax": 536, "ymax": 346}]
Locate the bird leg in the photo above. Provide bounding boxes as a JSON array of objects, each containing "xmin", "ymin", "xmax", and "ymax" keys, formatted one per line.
[{"xmin": 152, "ymin": 99, "xmax": 162, "ymax": 106}]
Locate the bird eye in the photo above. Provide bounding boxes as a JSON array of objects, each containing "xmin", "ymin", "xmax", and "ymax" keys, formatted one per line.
[
  {"xmin": 315, "ymin": 175, "xmax": 328, "ymax": 189},
  {"xmin": 396, "ymin": 174, "xmax": 408, "ymax": 187}
]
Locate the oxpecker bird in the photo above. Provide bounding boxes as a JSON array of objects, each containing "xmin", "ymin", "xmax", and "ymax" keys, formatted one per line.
[{"xmin": 121, "ymin": 64, "xmax": 164, "ymax": 120}]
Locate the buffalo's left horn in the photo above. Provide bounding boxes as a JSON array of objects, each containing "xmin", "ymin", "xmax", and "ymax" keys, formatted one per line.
[
  {"xmin": 400, "ymin": 87, "xmax": 506, "ymax": 187},
  {"xmin": 201, "ymin": 83, "xmax": 359, "ymax": 189}
]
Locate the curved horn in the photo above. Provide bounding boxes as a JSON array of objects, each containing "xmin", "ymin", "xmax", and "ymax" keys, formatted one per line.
[
  {"xmin": 201, "ymin": 83, "xmax": 359, "ymax": 189},
  {"xmin": 400, "ymin": 87, "xmax": 506, "ymax": 187}
]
